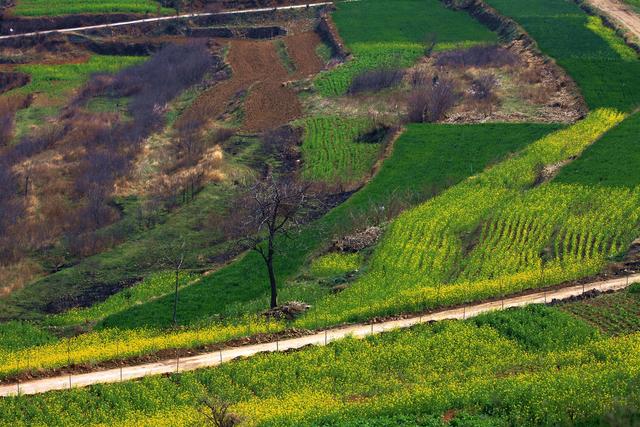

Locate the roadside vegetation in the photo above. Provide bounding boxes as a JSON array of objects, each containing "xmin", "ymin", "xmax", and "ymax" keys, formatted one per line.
[
  {"xmin": 2, "ymin": 306, "xmax": 640, "ymax": 426},
  {"xmin": 11, "ymin": 0, "xmax": 171, "ymax": 17}
]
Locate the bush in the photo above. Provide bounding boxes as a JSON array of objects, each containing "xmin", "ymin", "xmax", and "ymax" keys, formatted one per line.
[
  {"xmin": 471, "ymin": 74, "xmax": 497, "ymax": 100},
  {"xmin": 435, "ymin": 45, "xmax": 519, "ymax": 68},
  {"xmin": 629, "ymin": 283, "xmax": 640, "ymax": 294},
  {"xmin": 348, "ymin": 68, "xmax": 405, "ymax": 95},
  {"xmin": 407, "ymin": 78, "xmax": 459, "ymax": 123}
]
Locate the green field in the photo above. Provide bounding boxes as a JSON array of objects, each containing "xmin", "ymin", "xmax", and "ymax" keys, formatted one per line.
[
  {"xmin": 12, "ymin": 0, "xmax": 171, "ymax": 16},
  {"xmin": 555, "ymin": 111, "xmax": 640, "ymax": 188},
  {"xmin": 315, "ymin": 0, "xmax": 497, "ymax": 96},
  {"xmin": 298, "ymin": 110, "xmax": 640, "ymax": 328},
  {"xmin": 300, "ymin": 116, "xmax": 383, "ymax": 185},
  {"xmin": 2, "ymin": 306, "xmax": 640, "ymax": 426},
  {"xmin": 485, "ymin": 0, "xmax": 640, "ymax": 111}
]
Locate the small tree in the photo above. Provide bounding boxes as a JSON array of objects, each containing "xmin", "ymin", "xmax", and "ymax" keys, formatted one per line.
[
  {"xmin": 423, "ymin": 32, "xmax": 438, "ymax": 57},
  {"xmin": 159, "ymin": 238, "xmax": 187, "ymax": 326},
  {"xmin": 226, "ymin": 174, "xmax": 316, "ymax": 309},
  {"xmin": 201, "ymin": 398, "xmax": 241, "ymax": 427}
]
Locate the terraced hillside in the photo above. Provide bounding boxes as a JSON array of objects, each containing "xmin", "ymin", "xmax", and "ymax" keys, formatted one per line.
[{"xmin": 1, "ymin": 0, "xmax": 640, "ymax": 424}]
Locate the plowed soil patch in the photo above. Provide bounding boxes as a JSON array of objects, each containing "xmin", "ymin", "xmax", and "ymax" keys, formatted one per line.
[
  {"xmin": 182, "ymin": 34, "xmax": 323, "ymax": 132},
  {"xmin": 286, "ymin": 31, "xmax": 324, "ymax": 78}
]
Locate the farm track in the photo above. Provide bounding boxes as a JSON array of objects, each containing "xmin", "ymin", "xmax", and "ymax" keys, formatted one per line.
[
  {"xmin": 1, "ymin": 272, "xmax": 638, "ymax": 397},
  {"xmin": 588, "ymin": 0, "xmax": 640, "ymax": 39},
  {"xmin": 0, "ymin": 2, "xmax": 334, "ymax": 40},
  {"xmin": 183, "ymin": 33, "xmax": 323, "ymax": 132}
]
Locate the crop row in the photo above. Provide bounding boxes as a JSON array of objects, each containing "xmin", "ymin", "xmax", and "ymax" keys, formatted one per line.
[
  {"xmin": 301, "ymin": 115, "xmax": 382, "ymax": 184},
  {"xmin": 1, "ymin": 310, "xmax": 639, "ymax": 426},
  {"xmin": 297, "ymin": 109, "xmax": 640, "ymax": 327},
  {"xmin": 12, "ymin": 0, "xmax": 170, "ymax": 17}
]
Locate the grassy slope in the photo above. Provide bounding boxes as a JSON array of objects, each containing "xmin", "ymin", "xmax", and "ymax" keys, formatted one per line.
[
  {"xmin": 4, "ymin": 307, "xmax": 640, "ymax": 426},
  {"xmin": 12, "ymin": 0, "xmax": 170, "ymax": 16},
  {"xmin": 315, "ymin": 0, "xmax": 496, "ymax": 96},
  {"xmin": 300, "ymin": 116, "xmax": 382, "ymax": 186},
  {"xmin": 102, "ymin": 123, "xmax": 557, "ymax": 329},
  {"xmin": 485, "ymin": 0, "xmax": 640, "ymax": 111},
  {"xmin": 10, "ymin": 55, "xmax": 145, "ymax": 142},
  {"xmin": 0, "ymin": 183, "xmax": 235, "ymax": 321}
]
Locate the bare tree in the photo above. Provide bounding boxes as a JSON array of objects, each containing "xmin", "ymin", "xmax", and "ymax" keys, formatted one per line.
[
  {"xmin": 160, "ymin": 238, "xmax": 187, "ymax": 326},
  {"xmin": 200, "ymin": 398, "xmax": 240, "ymax": 427},
  {"xmin": 226, "ymin": 174, "xmax": 317, "ymax": 309}
]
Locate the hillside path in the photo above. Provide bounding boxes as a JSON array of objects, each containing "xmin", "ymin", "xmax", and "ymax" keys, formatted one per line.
[
  {"xmin": 0, "ymin": 2, "xmax": 333, "ymax": 40},
  {"xmin": 588, "ymin": 0, "xmax": 640, "ymax": 39},
  {"xmin": 1, "ymin": 272, "xmax": 638, "ymax": 397}
]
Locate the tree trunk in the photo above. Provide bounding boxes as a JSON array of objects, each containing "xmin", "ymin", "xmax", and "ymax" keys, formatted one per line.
[
  {"xmin": 173, "ymin": 270, "xmax": 179, "ymax": 326},
  {"xmin": 267, "ymin": 255, "xmax": 277, "ymax": 309}
]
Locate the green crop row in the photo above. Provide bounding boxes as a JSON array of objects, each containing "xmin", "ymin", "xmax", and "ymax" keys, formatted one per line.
[
  {"xmin": 297, "ymin": 109, "xmax": 640, "ymax": 328},
  {"xmin": 2, "ymin": 307, "xmax": 639, "ymax": 426},
  {"xmin": 12, "ymin": 0, "xmax": 171, "ymax": 17},
  {"xmin": 300, "ymin": 116, "xmax": 382, "ymax": 184}
]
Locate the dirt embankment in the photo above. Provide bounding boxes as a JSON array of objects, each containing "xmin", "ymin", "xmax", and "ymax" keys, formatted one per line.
[{"xmin": 181, "ymin": 31, "xmax": 323, "ymax": 132}]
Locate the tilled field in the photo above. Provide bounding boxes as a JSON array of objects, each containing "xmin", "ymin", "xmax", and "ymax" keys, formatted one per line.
[{"xmin": 182, "ymin": 32, "xmax": 324, "ymax": 132}]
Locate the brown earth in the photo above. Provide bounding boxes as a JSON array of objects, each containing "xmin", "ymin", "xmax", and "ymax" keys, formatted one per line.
[
  {"xmin": 285, "ymin": 31, "xmax": 325, "ymax": 77},
  {"xmin": 182, "ymin": 32, "xmax": 323, "ymax": 132}
]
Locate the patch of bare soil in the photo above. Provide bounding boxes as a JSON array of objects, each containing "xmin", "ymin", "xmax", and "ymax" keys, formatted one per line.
[
  {"xmin": 183, "ymin": 33, "xmax": 323, "ymax": 132},
  {"xmin": 285, "ymin": 31, "xmax": 324, "ymax": 77}
]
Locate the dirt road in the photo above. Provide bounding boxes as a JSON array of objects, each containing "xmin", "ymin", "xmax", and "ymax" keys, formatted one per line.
[
  {"xmin": 589, "ymin": 0, "xmax": 640, "ymax": 40},
  {"xmin": 1, "ymin": 273, "xmax": 638, "ymax": 397},
  {"xmin": 0, "ymin": 2, "xmax": 333, "ymax": 40}
]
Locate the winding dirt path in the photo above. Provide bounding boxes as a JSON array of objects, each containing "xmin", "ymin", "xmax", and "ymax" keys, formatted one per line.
[
  {"xmin": 588, "ymin": 0, "xmax": 640, "ymax": 39},
  {"xmin": 1, "ymin": 273, "xmax": 638, "ymax": 397}
]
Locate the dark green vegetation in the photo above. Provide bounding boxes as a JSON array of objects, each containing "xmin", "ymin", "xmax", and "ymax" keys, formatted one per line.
[
  {"xmin": 332, "ymin": 0, "xmax": 497, "ymax": 45},
  {"xmin": 555, "ymin": 111, "xmax": 640, "ymax": 188},
  {"xmin": 102, "ymin": 123, "xmax": 558, "ymax": 329},
  {"xmin": 3, "ymin": 306, "xmax": 639, "ymax": 426},
  {"xmin": 560, "ymin": 284, "xmax": 640, "ymax": 336},
  {"xmin": 484, "ymin": 0, "xmax": 640, "ymax": 111},
  {"xmin": 472, "ymin": 304, "xmax": 599, "ymax": 352}
]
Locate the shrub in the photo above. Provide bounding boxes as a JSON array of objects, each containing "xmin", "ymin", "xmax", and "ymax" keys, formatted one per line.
[
  {"xmin": 471, "ymin": 74, "xmax": 497, "ymax": 100},
  {"xmin": 407, "ymin": 78, "xmax": 459, "ymax": 122},
  {"xmin": 348, "ymin": 68, "xmax": 405, "ymax": 95}
]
